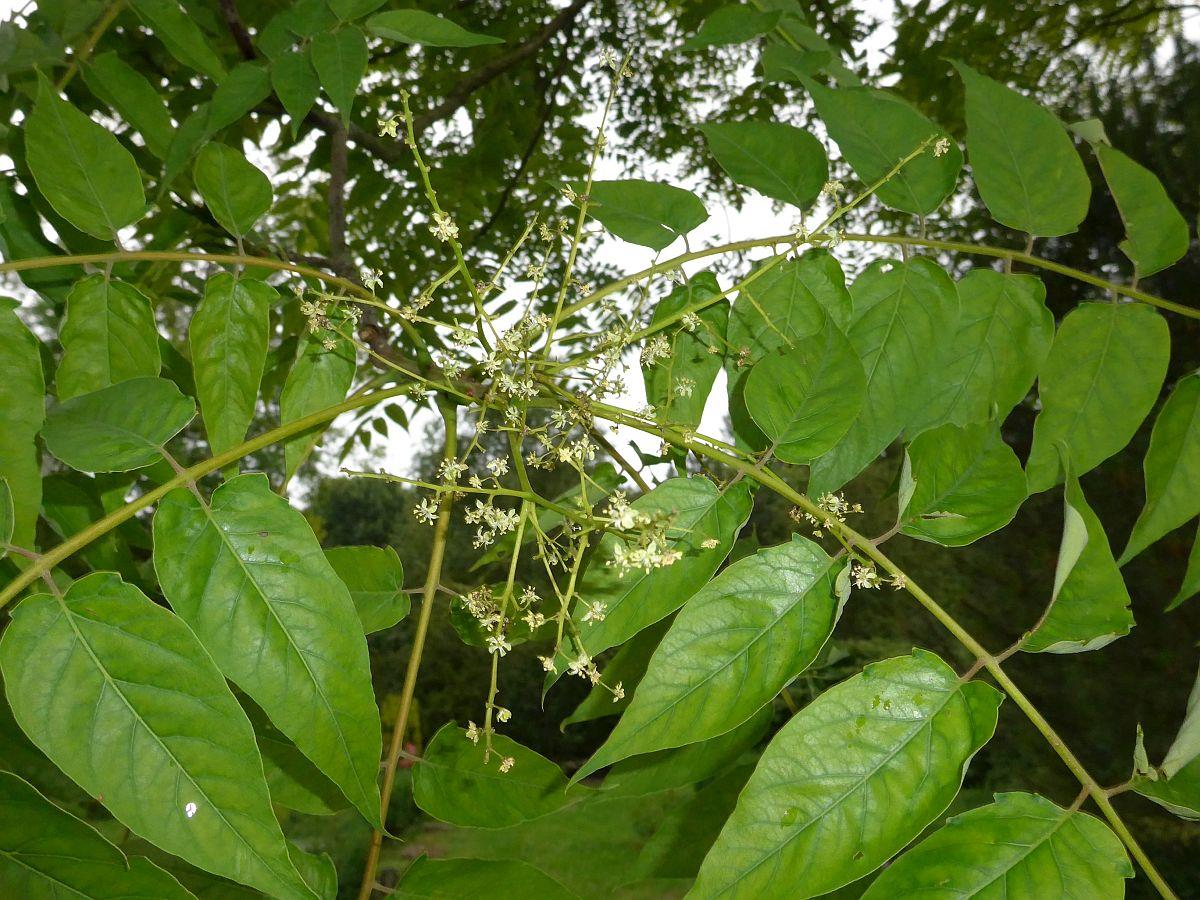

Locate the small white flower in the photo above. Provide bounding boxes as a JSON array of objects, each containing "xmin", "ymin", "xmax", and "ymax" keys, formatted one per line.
[
  {"xmin": 499, "ymin": 756, "xmax": 515, "ymax": 773},
  {"xmin": 413, "ymin": 497, "xmax": 439, "ymax": 524},
  {"xmin": 700, "ymin": 538, "xmax": 720, "ymax": 550},
  {"xmin": 486, "ymin": 634, "xmax": 512, "ymax": 657},
  {"xmin": 361, "ymin": 267, "xmax": 383, "ymax": 291},
  {"xmin": 465, "ymin": 721, "xmax": 480, "ymax": 744},
  {"xmin": 539, "ymin": 655, "xmax": 557, "ymax": 673},
  {"xmin": 674, "ymin": 376, "xmax": 695, "ymax": 398},
  {"xmin": 851, "ymin": 562, "xmax": 882, "ymax": 590},
  {"xmin": 612, "ymin": 682, "xmax": 625, "ymax": 702},
  {"xmin": 581, "ymin": 600, "xmax": 608, "ymax": 623},
  {"xmin": 486, "ymin": 457, "xmax": 510, "ymax": 477},
  {"xmin": 598, "ymin": 47, "xmax": 619, "ymax": 70},
  {"xmin": 496, "ymin": 707, "xmax": 512, "ymax": 723},
  {"xmin": 933, "ymin": 136, "xmax": 952, "ymax": 158},
  {"xmin": 430, "ymin": 211, "xmax": 459, "ymax": 242},
  {"xmin": 377, "ymin": 115, "xmax": 401, "ymax": 138}
]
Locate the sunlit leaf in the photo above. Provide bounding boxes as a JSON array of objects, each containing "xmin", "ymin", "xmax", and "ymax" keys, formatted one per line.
[
  {"xmin": 56, "ymin": 274, "xmax": 161, "ymax": 400},
  {"xmin": 153, "ymin": 473, "xmax": 383, "ymax": 826},
  {"xmin": 413, "ymin": 724, "xmax": 580, "ymax": 828},
  {"xmin": 585, "ymin": 180, "xmax": 708, "ymax": 250},
  {"xmin": 42, "ymin": 377, "xmax": 194, "ymax": 473},
  {"xmin": 1120, "ymin": 373, "xmax": 1200, "ymax": 564},
  {"xmin": 691, "ymin": 650, "xmax": 1002, "ymax": 898},
  {"xmin": 325, "ymin": 545, "xmax": 408, "ymax": 633},
  {"xmin": 860, "ymin": 792, "xmax": 1132, "ymax": 897},
  {"xmin": 682, "ymin": 4, "xmax": 780, "ymax": 50},
  {"xmin": 271, "ymin": 49, "xmax": 320, "ymax": 135},
  {"xmin": 367, "ymin": 9, "xmax": 504, "ymax": 46},
  {"xmin": 700, "ymin": 121, "xmax": 827, "ymax": 208},
  {"xmin": 1095, "ymin": 142, "xmax": 1190, "ymax": 277},
  {"xmin": 1025, "ymin": 302, "xmax": 1169, "ymax": 493},
  {"xmin": 0, "ymin": 771, "xmax": 195, "ymax": 899},
  {"xmin": 25, "ymin": 75, "xmax": 145, "ymax": 241},
  {"xmin": 0, "ymin": 573, "xmax": 316, "ymax": 899},
  {"xmin": 207, "ymin": 63, "xmax": 272, "ymax": 133},
  {"xmin": 745, "ymin": 317, "xmax": 865, "ymax": 463},
  {"xmin": 83, "ymin": 51, "xmax": 174, "ymax": 158},
  {"xmin": 900, "ymin": 422, "xmax": 1027, "ymax": 546},
  {"xmin": 194, "ymin": 143, "xmax": 273, "ymax": 239},
  {"xmin": 953, "ymin": 60, "xmax": 1090, "ymax": 236},
  {"xmin": 189, "ymin": 274, "xmax": 273, "ymax": 457},
  {"xmin": 129, "ymin": 0, "xmax": 226, "ymax": 80},
  {"xmin": 311, "ymin": 27, "xmax": 369, "ymax": 124},
  {"xmin": 0, "ymin": 298, "xmax": 45, "ymax": 548},
  {"xmin": 1025, "ymin": 468, "xmax": 1134, "ymax": 653},
  {"xmin": 394, "ymin": 857, "xmax": 575, "ymax": 899},
  {"xmin": 572, "ymin": 536, "xmax": 846, "ymax": 783}
]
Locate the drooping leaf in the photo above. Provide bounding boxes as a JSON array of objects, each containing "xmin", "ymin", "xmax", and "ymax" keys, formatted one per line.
[
  {"xmin": 953, "ymin": 60, "xmax": 1090, "ymax": 236},
  {"xmin": 129, "ymin": 0, "xmax": 226, "ymax": 80},
  {"xmin": 0, "ymin": 573, "xmax": 317, "ymax": 899},
  {"xmin": 899, "ymin": 422, "xmax": 1028, "ymax": 546},
  {"xmin": 193, "ymin": 143, "xmax": 273, "ymax": 239},
  {"xmin": 82, "ymin": 51, "xmax": 174, "ymax": 158},
  {"xmin": 325, "ymin": 545, "xmax": 409, "ymax": 633},
  {"xmin": 42, "ymin": 376, "xmax": 194, "ymax": 473},
  {"xmin": 311, "ymin": 27, "xmax": 369, "ymax": 125},
  {"xmin": 366, "ymin": 9, "xmax": 504, "ymax": 46},
  {"xmin": 642, "ymin": 273, "xmax": 727, "ymax": 430},
  {"xmin": 805, "ymin": 78, "xmax": 960, "ymax": 215},
  {"xmin": 1137, "ymin": 665, "xmax": 1200, "ymax": 818},
  {"xmin": 602, "ymin": 704, "xmax": 772, "ymax": 798},
  {"xmin": 243, "ymin": 700, "xmax": 351, "ymax": 817},
  {"xmin": 413, "ymin": 724, "xmax": 579, "ymax": 828},
  {"xmin": 0, "ymin": 771, "xmax": 196, "ymax": 899},
  {"xmin": 907, "ymin": 270, "xmax": 1053, "ymax": 433},
  {"xmin": 1025, "ymin": 302, "xmax": 1169, "ymax": 493},
  {"xmin": 279, "ymin": 312, "xmax": 357, "ymax": 479},
  {"xmin": 153, "ymin": 473, "xmax": 383, "ymax": 826},
  {"xmin": 682, "ymin": 4, "xmax": 781, "ymax": 50},
  {"xmin": 1169, "ymin": 525, "xmax": 1200, "ymax": 610},
  {"xmin": 206, "ymin": 63, "xmax": 272, "ymax": 133},
  {"xmin": 271, "ymin": 49, "xmax": 321, "ymax": 135},
  {"xmin": 563, "ymin": 617, "xmax": 671, "ymax": 729},
  {"xmin": 24, "ymin": 75, "xmax": 145, "ymax": 240},
  {"xmin": 572, "ymin": 536, "xmax": 847, "ymax": 783},
  {"xmin": 700, "ymin": 121, "xmax": 827, "ymax": 208},
  {"xmin": 567, "ymin": 477, "xmax": 753, "ymax": 662},
  {"xmin": 1120, "ymin": 373, "xmax": 1200, "ymax": 564},
  {"xmin": 1095, "ymin": 142, "xmax": 1190, "ymax": 277},
  {"xmin": 585, "ymin": 180, "xmax": 708, "ymax": 251},
  {"xmin": 691, "ymin": 650, "xmax": 1002, "ymax": 898},
  {"xmin": 394, "ymin": 857, "xmax": 575, "ymax": 900},
  {"xmin": 0, "ymin": 178, "xmax": 79, "ymax": 299},
  {"xmin": 189, "ymin": 273, "xmax": 273, "ymax": 456},
  {"xmin": 745, "ymin": 318, "xmax": 866, "ymax": 463},
  {"xmin": 0, "ymin": 298, "xmax": 46, "ymax": 548},
  {"xmin": 56, "ymin": 274, "xmax": 161, "ymax": 400},
  {"xmin": 1024, "ymin": 469, "xmax": 1134, "ymax": 653},
  {"xmin": 860, "ymin": 792, "xmax": 1132, "ymax": 898},
  {"xmin": 808, "ymin": 257, "xmax": 960, "ymax": 496}
]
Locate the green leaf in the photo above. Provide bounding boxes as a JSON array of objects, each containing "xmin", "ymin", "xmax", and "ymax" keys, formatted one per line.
[
  {"xmin": 311, "ymin": 27, "xmax": 369, "ymax": 125},
  {"xmin": 0, "ymin": 480, "xmax": 12, "ymax": 556},
  {"xmin": 562, "ymin": 617, "xmax": 671, "ymax": 729},
  {"xmin": 906, "ymin": 270, "xmax": 1053, "ymax": 433},
  {"xmin": 805, "ymin": 79, "xmax": 960, "ymax": 216},
  {"xmin": 572, "ymin": 536, "xmax": 846, "ymax": 783},
  {"xmin": 691, "ymin": 650, "xmax": 1002, "ymax": 899},
  {"xmin": 0, "ymin": 573, "xmax": 317, "ymax": 899},
  {"xmin": 0, "ymin": 298, "xmax": 46, "ymax": 548},
  {"xmin": 366, "ymin": 9, "xmax": 504, "ymax": 46},
  {"xmin": 82, "ymin": 51, "xmax": 174, "ymax": 158},
  {"xmin": 1169, "ymin": 524, "xmax": 1200, "ymax": 610},
  {"xmin": 24, "ymin": 75, "xmax": 145, "ymax": 241},
  {"xmin": 271, "ymin": 49, "xmax": 321, "ymax": 135},
  {"xmin": 330, "ymin": 0, "xmax": 387, "ymax": 21},
  {"xmin": 56, "ymin": 274, "xmax": 161, "ymax": 400},
  {"xmin": 585, "ymin": 180, "xmax": 708, "ymax": 251},
  {"xmin": 193, "ymin": 143, "xmax": 273, "ymax": 238},
  {"xmin": 0, "ymin": 771, "xmax": 196, "ymax": 899},
  {"xmin": 394, "ymin": 857, "xmax": 576, "ymax": 900},
  {"xmin": 1137, "ymin": 666, "xmax": 1200, "ymax": 818},
  {"xmin": 42, "ymin": 376, "xmax": 194, "ymax": 473},
  {"xmin": 682, "ymin": 4, "xmax": 781, "ymax": 50},
  {"xmin": 129, "ymin": 0, "xmax": 226, "ymax": 80},
  {"xmin": 243, "ymin": 700, "xmax": 351, "ymax": 817},
  {"xmin": 700, "ymin": 121, "xmax": 827, "ymax": 208},
  {"xmin": 1025, "ymin": 302, "xmax": 1170, "ymax": 493},
  {"xmin": 1095, "ymin": 142, "xmax": 1190, "ymax": 277},
  {"xmin": 279, "ymin": 313, "xmax": 357, "ymax": 479},
  {"xmin": 568, "ymin": 477, "xmax": 753, "ymax": 661},
  {"xmin": 189, "ymin": 273, "xmax": 273, "ymax": 456},
  {"xmin": 206, "ymin": 63, "xmax": 273, "ymax": 134},
  {"xmin": 860, "ymin": 792, "xmax": 1132, "ymax": 898},
  {"xmin": 953, "ymin": 61, "xmax": 1090, "ymax": 236},
  {"xmin": 642, "ymin": 273, "xmax": 727, "ymax": 430},
  {"xmin": 153, "ymin": 473, "xmax": 383, "ymax": 826},
  {"xmin": 602, "ymin": 705, "xmax": 772, "ymax": 798},
  {"xmin": 1024, "ymin": 469, "xmax": 1134, "ymax": 653},
  {"xmin": 745, "ymin": 318, "xmax": 866, "ymax": 463},
  {"xmin": 900, "ymin": 422, "xmax": 1028, "ymax": 546},
  {"xmin": 808, "ymin": 257, "xmax": 960, "ymax": 496},
  {"xmin": 1120, "ymin": 373, "xmax": 1200, "ymax": 564},
  {"xmin": 413, "ymin": 724, "xmax": 579, "ymax": 828},
  {"xmin": 325, "ymin": 545, "xmax": 409, "ymax": 633},
  {"xmin": 1163, "ymin": 664, "xmax": 1200, "ymax": 779}
]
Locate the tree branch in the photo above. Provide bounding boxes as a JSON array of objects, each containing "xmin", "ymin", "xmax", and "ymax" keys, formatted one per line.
[{"xmin": 218, "ymin": 0, "xmax": 256, "ymax": 61}]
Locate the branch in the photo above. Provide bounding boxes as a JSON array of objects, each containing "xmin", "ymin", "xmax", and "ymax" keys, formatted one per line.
[{"xmin": 218, "ymin": 0, "xmax": 256, "ymax": 61}]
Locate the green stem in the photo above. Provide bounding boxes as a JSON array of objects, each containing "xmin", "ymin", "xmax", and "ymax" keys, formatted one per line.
[
  {"xmin": 0, "ymin": 383, "xmax": 414, "ymax": 611},
  {"xmin": 357, "ymin": 401, "xmax": 458, "ymax": 900}
]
